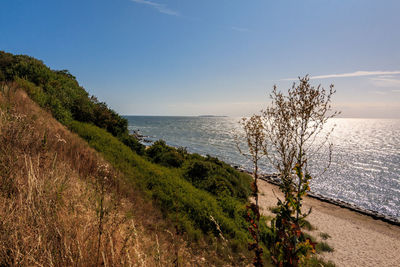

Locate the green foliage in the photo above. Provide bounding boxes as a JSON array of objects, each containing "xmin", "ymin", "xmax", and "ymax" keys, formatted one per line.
[
  {"xmin": 69, "ymin": 121, "xmax": 252, "ymax": 247},
  {"xmin": 267, "ymin": 166, "xmax": 315, "ymax": 266},
  {"xmin": 120, "ymin": 133, "xmax": 145, "ymax": 156},
  {"xmin": 300, "ymin": 220, "xmax": 316, "ymax": 231},
  {"xmin": 14, "ymin": 77, "xmax": 46, "ymax": 106},
  {"xmin": 146, "ymin": 140, "xmax": 184, "ymax": 167},
  {"xmin": 145, "ymin": 140, "xmax": 252, "ymax": 200},
  {"xmin": 319, "ymin": 232, "xmax": 331, "ymax": 240},
  {"xmin": 259, "ymin": 76, "xmax": 338, "ymax": 266},
  {"xmin": 184, "ymin": 159, "xmax": 210, "ymax": 181},
  {"xmin": 183, "ymin": 155, "xmax": 252, "ymax": 200},
  {"xmin": 0, "ymin": 51, "xmax": 144, "ymax": 154},
  {"xmin": 316, "ymin": 242, "xmax": 334, "ymax": 253}
]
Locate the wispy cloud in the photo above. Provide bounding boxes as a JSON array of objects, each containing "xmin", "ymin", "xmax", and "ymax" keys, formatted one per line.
[
  {"xmin": 312, "ymin": 71, "xmax": 400, "ymax": 79},
  {"xmin": 130, "ymin": 0, "xmax": 179, "ymax": 16},
  {"xmin": 231, "ymin": 27, "xmax": 249, "ymax": 32},
  {"xmin": 282, "ymin": 70, "xmax": 400, "ymax": 81},
  {"xmin": 369, "ymin": 77, "xmax": 400, "ymax": 87},
  {"xmin": 370, "ymin": 90, "xmax": 387, "ymax": 95},
  {"xmin": 377, "ymin": 75, "xmax": 395, "ymax": 78}
]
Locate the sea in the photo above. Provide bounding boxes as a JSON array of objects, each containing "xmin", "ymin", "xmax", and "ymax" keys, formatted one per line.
[{"xmin": 125, "ymin": 116, "xmax": 400, "ymax": 220}]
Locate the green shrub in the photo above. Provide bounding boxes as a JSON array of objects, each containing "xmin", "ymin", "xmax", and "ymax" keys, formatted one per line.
[
  {"xmin": 146, "ymin": 140, "xmax": 184, "ymax": 167},
  {"xmin": 14, "ymin": 77, "xmax": 47, "ymax": 106},
  {"xmin": 183, "ymin": 160, "xmax": 211, "ymax": 182},
  {"xmin": 182, "ymin": 157, "xmax": 251, "ymax": 200},
  {"xmin": 120, "ymin": 133, "xmax": 145, "ymax": 155}
]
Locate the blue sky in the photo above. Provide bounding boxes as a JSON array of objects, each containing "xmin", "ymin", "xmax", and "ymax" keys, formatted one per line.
[{"xmin": 1, "ymin": 0, "xmax": 400, "ymax": 117}]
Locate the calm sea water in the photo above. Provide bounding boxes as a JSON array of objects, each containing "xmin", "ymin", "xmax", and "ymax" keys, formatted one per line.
[{"xmin": 125, "ymin": 116, "xmax": 400, "ymax": 220}]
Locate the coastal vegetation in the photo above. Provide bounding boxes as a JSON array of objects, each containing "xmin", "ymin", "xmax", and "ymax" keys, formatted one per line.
[
  {"xmin": 0, "ymin": 89, "xmax": 200, "ymax": 265},
  {"xmin": 69, "ymin": 120, "xmax": 252, "ymax": 244},
  {"xmin": 0, "ymin": 51, "xmax": 337, "ymax": 266},
  {"xmin": 235, "ymin": 115, "xmax": 268, "ymax": 266},
  {"xmin": 264, "ymin": 77, "xmax": 338, "ymax": 266},
  {"xmin": 237, "ymin": 76, "xmax": 338, "ymax": 266}
]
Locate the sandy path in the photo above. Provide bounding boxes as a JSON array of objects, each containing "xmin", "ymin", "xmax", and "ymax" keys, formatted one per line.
[{"xmin": 258, "ymin": 180, "xmax": 400, "ymax": 267}]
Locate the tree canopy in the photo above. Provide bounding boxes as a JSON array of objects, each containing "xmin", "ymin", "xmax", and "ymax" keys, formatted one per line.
[{"xmin": 0, "ymin": 51, "xmax": 143, "ymax": 154}]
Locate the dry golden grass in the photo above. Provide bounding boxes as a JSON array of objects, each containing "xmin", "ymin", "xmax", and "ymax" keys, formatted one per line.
[{"xmin": 0, "ymin": 88, "xmax": 226, "ymax": 266}]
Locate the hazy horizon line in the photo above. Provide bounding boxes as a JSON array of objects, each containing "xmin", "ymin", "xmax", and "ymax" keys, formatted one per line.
[{"xmin": 122, "ymin": 114, "xmax": 400, "ymax": 119}]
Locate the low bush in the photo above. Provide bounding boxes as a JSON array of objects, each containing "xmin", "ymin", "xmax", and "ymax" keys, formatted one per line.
[
  {"xmin": 120, "ymin": 133, "xmax": 145, "ymax": 155},
  {"xmin": 182, "ymin": 155, "xmax": 252, "ymax": 200},
  {"xmin": 146, "ymin": 140, "xmax": 184, "ymax": 167}
]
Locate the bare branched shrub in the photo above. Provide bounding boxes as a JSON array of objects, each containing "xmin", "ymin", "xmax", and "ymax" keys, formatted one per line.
[
  {"xmin": 236, "ymin": 115, "xmax": 267, "ymax": 207},
  {"xmin": 235, "ymin": 115, "xmax": 268, "ymax": 267},
  {"xmin": 262, "ymin": 75, "xmax": 339, "ymax": 265}
]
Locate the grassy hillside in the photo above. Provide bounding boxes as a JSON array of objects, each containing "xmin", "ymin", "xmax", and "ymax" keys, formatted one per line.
[
  {"xmin": 69, "ymin": 121, "xmax": 251, "ymax": 243},
  {"xmin": 0, "ymin": 51, "xmax": 259, "ymax": 265},
  {"xmin": 0, "ymin": 89, "xmax": 221, "ymax": 265}
]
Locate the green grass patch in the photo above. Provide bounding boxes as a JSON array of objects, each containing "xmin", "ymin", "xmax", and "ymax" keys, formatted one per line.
[
  {"xmin": 301, "ymin": 219, "xmax": 317, "ymax": 231},
  {"xmin": 316, "ymin": 241, "xmax": 334, "ymax": 253},
  {"xmin": 319, "ymin": 232, "xmax": 331, "ymax": 240}
]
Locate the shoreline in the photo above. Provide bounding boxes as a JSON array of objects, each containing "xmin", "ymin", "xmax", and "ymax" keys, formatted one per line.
[{"xmin": 236, "ymin": 168, "xmax": 400, "ymax": 226}]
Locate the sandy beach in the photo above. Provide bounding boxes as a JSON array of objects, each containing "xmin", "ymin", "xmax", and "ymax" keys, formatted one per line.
[{"xmin": 258, "ymin": 180, "xmax": 400, "ymax": 267}]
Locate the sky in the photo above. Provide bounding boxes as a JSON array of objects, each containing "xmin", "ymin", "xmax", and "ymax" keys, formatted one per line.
[{"xmin": 1, "ymin": 0, "xmax": 400, "ymax": 117}]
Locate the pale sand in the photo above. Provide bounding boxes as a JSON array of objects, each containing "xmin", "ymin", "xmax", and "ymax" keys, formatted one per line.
[{"xmin": 258, "ymin": 180, "xmax": 400, "ymax": 267}]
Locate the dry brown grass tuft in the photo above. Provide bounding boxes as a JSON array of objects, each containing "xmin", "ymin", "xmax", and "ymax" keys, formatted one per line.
[{"xmin": 0, "ymin": 88, "xmax": 215, "ymax": 266}]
